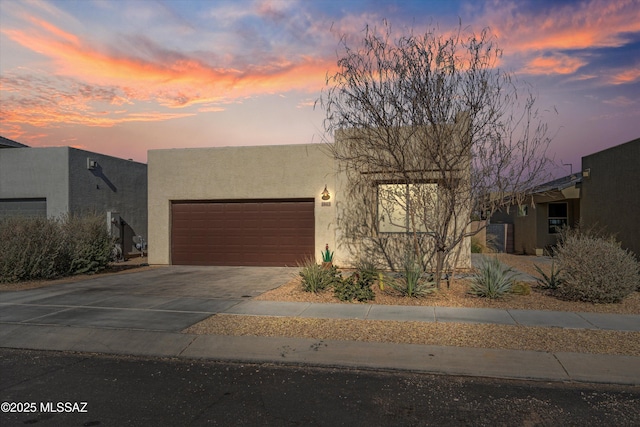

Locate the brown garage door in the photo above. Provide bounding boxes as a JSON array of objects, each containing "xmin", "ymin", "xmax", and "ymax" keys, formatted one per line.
[{"xmin": 171, "ymin": 199, "xmax": 315, "ymax": 266}]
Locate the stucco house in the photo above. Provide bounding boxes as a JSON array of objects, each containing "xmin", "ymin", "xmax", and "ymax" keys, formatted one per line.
[
  {"xmin": 491, "ymin": 173, "xmax": 582, "ymax": 255},
  {"xmin": 490, "ymin": 137, "xmax": 639, "ymax": 257},
  {"xmin": 580, "ymin": 137, "xmax": 639, "ymax": 257},
  {"xmin": 0, "ymin": 140, "xmax": 148, "ymax": 255},
  {"xmin": 147, "ymin": 139, "xmax": 472, "ymax": 269}
]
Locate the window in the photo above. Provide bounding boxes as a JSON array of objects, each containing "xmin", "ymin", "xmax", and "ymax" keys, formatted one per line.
[
  {"xmin": 377, "ymin": 183, "xmax": 437, "ymax": 233},
  {"xmin": 548, "ymin": 202, "xmax": 567, "ymax": 234}
]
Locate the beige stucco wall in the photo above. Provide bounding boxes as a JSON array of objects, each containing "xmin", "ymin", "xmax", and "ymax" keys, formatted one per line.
[
  {"xmin": 148, "ymin": 144, "xmax": 337, "ymax": 265},
  {"xmin": 334, "ymin": 121, "xmax": 472, "ymax": 270}
]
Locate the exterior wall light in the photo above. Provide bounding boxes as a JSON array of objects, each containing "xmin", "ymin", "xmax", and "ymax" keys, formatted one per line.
[
  {"xmin": 582, "ymin": 168, "xmax": 591, "ymax": 178},
  {"xmin": 321, "ymin": 185, "xmax": 331, "ymax": 200}
]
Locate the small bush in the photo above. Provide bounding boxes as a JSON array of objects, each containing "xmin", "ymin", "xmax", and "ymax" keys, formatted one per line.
[
  {"xmin": 511, "ymin": 281, "xmax": 531, "ymax": 295},
  {"xmin": 334, "ymin": 272, "xmax": 375, "ymax": 302},
  {"xmin": 554, "ymin": 229, "xmax": 640, "ymax": 303},
  {"xmin": 468, "ymin": 257, "xmax": 517, "ymax": 299},
  {"xmin": 298, "ymin": 259, "xmax": 339, "ymax": 293},
  {"xmin": 354, "ymin": 258, "xmax": 379, "ymax": 283}
]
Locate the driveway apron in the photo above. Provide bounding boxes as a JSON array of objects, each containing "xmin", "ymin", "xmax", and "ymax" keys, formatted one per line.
[{"xmin": 0, "ymin": 266, "xmax": 295, "ymax": 332}]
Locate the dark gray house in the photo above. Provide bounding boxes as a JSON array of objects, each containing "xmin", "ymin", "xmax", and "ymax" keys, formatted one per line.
[
  {"xmin": 0, "ymin": 139, "xmax": 147, "ymax": 256},
  {"xmin": 490, "ymin": 137, "xmax": 639, "ymax": 257}
]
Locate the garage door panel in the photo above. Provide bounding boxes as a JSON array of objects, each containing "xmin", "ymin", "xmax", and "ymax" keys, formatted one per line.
[{"xmin": 171, "ymin": 200, "xmax": 314, "ymax": 266}]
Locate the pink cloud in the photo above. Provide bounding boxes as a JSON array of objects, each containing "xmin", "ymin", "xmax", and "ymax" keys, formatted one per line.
[
  {"xmin": 603, "ymin": 95, "xmax": 636, "ymax": 106},
  {"xmin": 1, "ymin": 12, "xmax": 335, "ymax": 135},
  {"xmin": 472, "ymin": 0, "xmax": 640, "ymax": 76},
  {"xmin": 609, "ymin": 67, "xmax": 640, "ymax": 85},
  {"xmin": 522, "ymin": 54, "xmax": 586, "ymax": 75}
]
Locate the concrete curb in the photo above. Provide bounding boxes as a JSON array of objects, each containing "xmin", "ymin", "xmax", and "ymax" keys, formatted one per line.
[{"xmin": 1, "ymin": 323, "xmax": 638, "ymax": 386}]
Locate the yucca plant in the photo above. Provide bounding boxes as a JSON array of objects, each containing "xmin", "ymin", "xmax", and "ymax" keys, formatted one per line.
[
  {"xmin": 298, "ymin": 257, "xmax": 339, "ymax": 293},
  {"xmin": 534, "ymin": 261, "xmax": 563, "ymax": 290},
  {"xmin": 468, "ymin": 257, "xmax": 518, "ymax": 299},
  {"xmin": 389, "ymin": 255, "xmax": 436, "ymax": 297}
]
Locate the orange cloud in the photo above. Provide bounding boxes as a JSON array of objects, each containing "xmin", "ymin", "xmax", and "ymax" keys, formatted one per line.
[
  {"xmin": 2, "ymin": 15, "xmax": 332, "ymax": 109},
  {"xmin": 522, "ymin": 54, "xmax": 586, "ymax": 75},
  {"xmin": 474, "ymin": 0, "xmax": 640, "ymax": 77},
  {"xmin": 480, "ymin": 0, "xmax": 640, "ymax": 52},
  {"xmin": 0, "ymin": 12, "xmax": 336, "ymax": 137},
  {"xmin": 609, "ymin": 67, "xmax": 640, "ymax": 84}
]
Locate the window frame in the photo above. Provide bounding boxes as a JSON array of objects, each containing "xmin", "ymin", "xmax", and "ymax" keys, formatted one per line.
[
  {"xmin": 547, "ymin": 202, "xmax": 568, "ymax": 234},
  {"xmin": 376, "ymin": 181, "xmax": 438, "ymax": 234}
]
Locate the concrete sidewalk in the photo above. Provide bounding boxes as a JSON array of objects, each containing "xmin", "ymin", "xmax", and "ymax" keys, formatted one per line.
[
  {"xmin": 0, "ymin": 322, "xmax": 638, "ymax": 386},
  {"xmin": 1, "ymin": 298, "xmax": 639, "ymax": 385},
  {"xmin": 224, "ymin": 300, "xmax": 640, "ymax": 331},
  {"xmin": 1, "ymin": 264, "xmax": 638, "ymax": 386}
]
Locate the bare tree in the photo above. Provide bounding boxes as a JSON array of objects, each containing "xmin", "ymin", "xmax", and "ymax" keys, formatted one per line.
[{"xmin": 317, "ymin": 22, "xmax": 553, "ymax": 286}]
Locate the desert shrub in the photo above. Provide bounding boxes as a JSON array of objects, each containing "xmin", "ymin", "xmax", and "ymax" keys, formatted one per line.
[
  {"xmin": 468, "ymin": 257, "xmax": 517, "ymax": 299},
  {"xmin": 0, "ymin": 214, "xmax": 114, "ymax": 283},
  {"xmin": 0, "ymin": 216, "xmax": 65, "ymax": 282},
  {"xmin": 389, "ymin": 256, "xmax": 436, "ymax": 297},
  {"xmin": 554, "ymin": 229, "xmax": 639, "ymax": 303},
  {"xmin": 534, "ymin": 261, "xmax": 563, "ymax": 290},
  {"xmin": 354, "ymin": 258, "xmax": 379, "ymax": 283},
  {"xmin": 510, "ymin": 281, "xmax": 531, "ymax": 295},
  {"xmin": 298, "ymin": 258, "xmax": 340, "ymax": 293},
  {"xmin": 63, "ymin": 214, "xmax": 113, "ymax": 275},
  {"xmin": 333, "ymin": 272, "xmax": 375, "ymax": 302}
]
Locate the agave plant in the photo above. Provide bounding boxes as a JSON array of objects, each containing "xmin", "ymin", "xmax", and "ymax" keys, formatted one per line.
[
  {"xmin": 321, "ymin": 243, "xmax": 334, "ymax": 263},
  {"xmin": 468, "ymin": 257, "xmax": 518, "ymax": 299},
  {"xmin": 389, "ymin": 255, "xmax": 436, "ymax": 297},
  {"xmin": 534, "ymin": 261, "xmax": 563, "ymax": 290},
  {"xmin": 298, "ymin": 257, "xmax": 338, "ymax": 293}
]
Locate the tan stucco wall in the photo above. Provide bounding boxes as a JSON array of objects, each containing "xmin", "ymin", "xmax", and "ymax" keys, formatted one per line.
[{"xmin": 148, "ymin": 144, "xmax": 337, "ymax": 265}]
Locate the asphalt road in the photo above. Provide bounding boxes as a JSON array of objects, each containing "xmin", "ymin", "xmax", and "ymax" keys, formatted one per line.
[{"xmin": 1, "ymin": 349, "xmax": 639, "ymax": 426}]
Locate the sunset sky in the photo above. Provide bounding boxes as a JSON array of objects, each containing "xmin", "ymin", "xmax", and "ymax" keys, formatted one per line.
[{"xmin": 1, "ymin": 0, "xmax": 638, "ymax": 176}]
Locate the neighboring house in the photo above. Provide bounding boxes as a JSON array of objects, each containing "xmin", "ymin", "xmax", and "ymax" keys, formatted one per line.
[
  {"xmin": 0, "ymin": 141, "xmax": 148, "ymax": 255},
  {"xmin": 580, "ymin": 137, "xmax": 639, "ymax": 257},
  {"xmin": 490, "ymin": 137, "xmax": 639, "ymax": 257},
  {"xmin": 0, "ymin": 136, "xmax": 29, "ymax": 149},
  {"xmin": 147, "ymin": 141, "xmax": 472, "ymax": 269},
  {"xmin": 491, "ymin": 174, "xmax": 581, "ymax": 255}
]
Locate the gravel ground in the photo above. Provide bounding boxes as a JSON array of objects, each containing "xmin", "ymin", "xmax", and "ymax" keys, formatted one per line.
[
  {"xmin": 185, "ymin": 254, "xmax": 640, "ymax": 356},
  {"xmin": 184, "ymin": 315, "xmax": 640, "ymax": 356},
  {"xmin": 3, "ymin": 256, "xmax": 638, "ymax": 356}
]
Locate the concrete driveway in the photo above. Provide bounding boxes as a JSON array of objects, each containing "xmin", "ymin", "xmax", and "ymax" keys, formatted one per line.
[{"xmin": 0, "ymin": 266, "xmax": 295, "ymax": 332}]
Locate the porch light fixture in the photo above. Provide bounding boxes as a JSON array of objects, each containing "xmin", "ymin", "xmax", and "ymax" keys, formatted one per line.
[
  {"xmin": 582, "ymin": 168, "xmax": 591, "ymax": 178},
  {"xmin": 321, "ymin": 185, "xmax": 331, "ymax": 200}
]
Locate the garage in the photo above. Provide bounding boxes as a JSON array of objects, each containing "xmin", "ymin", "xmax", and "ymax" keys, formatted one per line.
[
  {"xmin": 0, "ymin": 198, "xmax": 46, "ymax": 219},
  {"xmin": 171, "ymin": 199, "xmax": 315, "ymax": 266}
]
